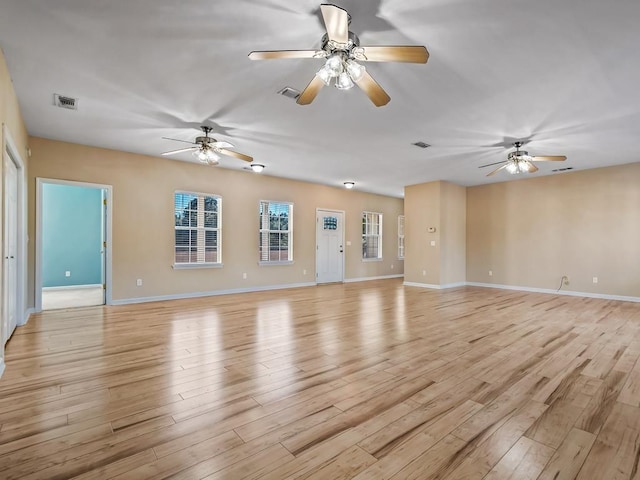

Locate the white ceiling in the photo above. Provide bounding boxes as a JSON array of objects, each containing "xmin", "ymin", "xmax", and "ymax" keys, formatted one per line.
[{"xmin": 1, "ymin": 0, "xmax": 639, "ymax": 197}]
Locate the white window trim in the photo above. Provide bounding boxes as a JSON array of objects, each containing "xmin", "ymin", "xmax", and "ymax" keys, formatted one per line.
[
  {"xmin": 259, "ymin": 200, "xmax": 293, "ymax": 265},
  {"xmin": 362, "ymin": 211, "xmax": 383, "ymax": 261},
  {"xmin": 173, "ymin": 190, "xmax": 222, "ymax": 268}
]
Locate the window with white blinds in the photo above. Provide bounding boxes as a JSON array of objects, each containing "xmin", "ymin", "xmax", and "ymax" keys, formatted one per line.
[
  {"xmin": 259, "ymin": 200, "xmax": 293, "ymax": 263},
  {"xmin": 362, "ymin": 211, "xmax": 383, "ymax": 260},
  {"xmin": 398, "ymin": 215, "xmax": 405, "ymax": 259},
  {"xmin": 174, "ymin": 192, "xmax": 221, "ymax": 265}
]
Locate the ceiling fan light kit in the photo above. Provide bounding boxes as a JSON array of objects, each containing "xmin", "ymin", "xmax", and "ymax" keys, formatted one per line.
[
  {"xmin": 344, "ymin": 181, "xmax": 355, "ymax": 189},
  {"xmin": 482, "ymin": 141, "xmax": 567, "ymax": 177},
  {"xmin": 250, "ymin": 163, "xmax": 265, "ymax": 173},
  {"xmin": 162, "ymin": 126, "xmax": 254, "ymax": 168},
  {"xmin": 248, "ymin": 3, "xmax": 429, "ymax": 106}
]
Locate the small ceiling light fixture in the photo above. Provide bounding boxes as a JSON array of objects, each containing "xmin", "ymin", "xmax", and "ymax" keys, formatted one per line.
[
  {"xmin": 344, "ymin": 181, "xmax": 355, "ymax": 189},
  {"xmin": 250, "ymin": 163, "xmax": 265, "ymax": 173}
]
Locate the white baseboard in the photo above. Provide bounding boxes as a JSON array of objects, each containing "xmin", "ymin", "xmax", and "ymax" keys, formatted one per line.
[
  {"xmin": 111, "ymin": 282, "xmax": 318, "ymax": 306},
  {"xmin": 344, "ymin": 274, "xmax": 404, "ymax": 283},
  {"xmin": 403, "ymin": 281, "xmax": 466, "ymax": 290},
  {"xmin": 466, "ymin": 282, "xmax": 640, "ymax": 303},
  {"xmin": 0, "ymin": 359, "xmax": 5, "ymax": 379},
  {"xmin": 19, "ymin": 307, "xmax": 35, "ymax": 326},
  {"xmin": 42, "ymin": 284, "xmax": 103, "ymax": 292}
]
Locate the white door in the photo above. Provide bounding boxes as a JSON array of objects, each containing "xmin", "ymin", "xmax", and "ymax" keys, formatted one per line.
[
  {"xmin": 3, "ymin": 155, "xmax": 18, "ymax": 345},
  {"xmin": 316, "ymin": 210, "xmax": 344, "ymax": 283}
]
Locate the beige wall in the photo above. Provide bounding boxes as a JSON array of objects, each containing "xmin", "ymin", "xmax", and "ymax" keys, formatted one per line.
[
  {"xmin": 466, "ymin": 163, "xmax": 640, "ymax": 297},
  {"xmin": 27, "ymin": 137, "xmax": 404, "ymax": 305},
  {"xmin": 404, "ymin": 181, "xmax": 441, "ymax": 284},
  {"xmin": 404, "ymin": 181, "xmax": 466, "ymax": 286},
  {"xmin": 440, "ymin": 182, "xmax": 466, "ymax": 285},
  {"xmin": 1, "ymin": 47, "xmax": 29, "ymax": 365}
]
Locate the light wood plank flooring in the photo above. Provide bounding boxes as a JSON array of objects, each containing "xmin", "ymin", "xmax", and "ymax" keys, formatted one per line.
[{"xmin": 1, "ymin": 279, "xmax": 639, "ymax": 479}]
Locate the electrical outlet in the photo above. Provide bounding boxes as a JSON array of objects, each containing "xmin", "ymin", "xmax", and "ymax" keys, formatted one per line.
[
  {"xmin": 562, "ymin": 275, "xmax": 570, "ymax": 286},
  {"xmin": 489, "ymin": 270, "xmax": 493, "ymax": 276},
  {"xmin": 136, "ymin": 279, "xmax": 142, "ymax": 286},
  {"xmin": 303, "ymin": 269, "xmax": 307, "ymax": 275},
  {"xmin": 593, "ymin": 276, "xmax": 598, "ymax": 284},
  {"xmin": 242, "ymin": 273, "xmax": 247, "ymax": 279},
  {"xmin": 422, "ymin": 270, "xmax": 427, "ymax": 276},
  {"xmin": 391, "ymin": 264, "xmax": 394, "ymax": 269},
  {"xmin": 430, "ymin": 240, "xmax": 436, "ymax": 247},
  {"xmin": 65, "ymin": 271, "xmax": 71, "ymax": 277}
]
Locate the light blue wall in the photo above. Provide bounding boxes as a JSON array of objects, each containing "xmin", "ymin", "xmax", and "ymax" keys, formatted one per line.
[{"xmin": 42, "ymin": 184, "xmax": 103, "ymax": 288}]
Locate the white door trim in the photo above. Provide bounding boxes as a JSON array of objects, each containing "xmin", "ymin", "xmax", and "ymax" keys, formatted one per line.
[
  {"xmin": 35, "ymin": 178, "xmax": 113, "ymax": 311},
  {"xmin": 315, "ymin": 208, "xmax": 346, "ymax": 283},
  {"xmin": 2, "ymin": 125, "xmax": 27, "ymax": 329}
]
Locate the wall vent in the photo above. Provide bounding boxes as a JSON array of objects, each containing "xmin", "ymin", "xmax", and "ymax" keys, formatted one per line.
[
  {"xmin": 412, "ymin": 141, "xmax": 431, "ymax": 149},
  {"xmin": 277, "ymin": 87, "xmax": 301, "ymax": 100},
  {"xmin": 53, "ymin": 93, "xmax": 78, "ymax": 110},
  {"xmin": 551, "ymin": 167, "xmax": 573, "ymax": 172}
]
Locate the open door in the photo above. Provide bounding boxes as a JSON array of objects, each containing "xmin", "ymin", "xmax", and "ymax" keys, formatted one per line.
[{"xmin": 36, "ymin": 179, "xmax": 112, "ymax": 311}]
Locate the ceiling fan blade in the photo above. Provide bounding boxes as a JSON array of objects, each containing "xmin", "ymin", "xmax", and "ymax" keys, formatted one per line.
[
  {"xmin": 487, "ymin": 164, "xmax": 509, "ymax": 177},
  {"xmin": 219, "ymin": 149, "xmax": 253, "ymax": 163},
  {"xmin": 527, "ymin": 162, "xmax": 539, "ymax": 173},
  {"xmin": 297, "ymin": 75, "xmax": 325, "ymax": 105},
  {"xmin": 359, "ymin": 46, "xmax": 429, "ymax": 63},
  {"xmin": 532, "ymin": 155, "xmax": 567, "ymax": 162},
  {"xmin": 161, "ymin": 137, "xmax": 197, "ymax": 145},
  {"xmin": 248, "ymin": 50, "xmax": 320, "ymax": 60},
  {"xmin": 162, "ymin": 147, "xmax": 198, "ymax": 156},
  {"xmin": 211, "ymin": 141, "xmax": 234, "ymax": 149},
  {"xmin": 320, "ymin": 4, "xmax": 349, "ymax": 44},
  {"xmin": 354, "ymin": 71, "xmax": 390, "ymax": 107},
  {"xmin": 479, "ymin": 160, "xmax": 507, "ymax": 169}
]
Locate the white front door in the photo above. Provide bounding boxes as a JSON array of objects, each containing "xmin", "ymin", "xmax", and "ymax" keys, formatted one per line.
[
  {"xmin": 3, "ymin": 155, "xmax": 18, "ymax": 344},
  {"xmin": 316, "ymin": 210, "xmax": 344, "ymax": 283}
]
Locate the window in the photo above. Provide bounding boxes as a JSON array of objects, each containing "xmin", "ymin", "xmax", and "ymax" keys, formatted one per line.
[
  {"xmin": 174, "ymin": 192, "xmax": 221, "ymax": 266},
  {"xmin": 398, "ymin": 215, "xmax": 405, "ymax": 259},
  {"xmin": 362, "ymin": 211, "xmax": 383, "ymax": 260},
  {"xmin": 259, "ymin": 201, "xmax": 293, "ymax": 263}
]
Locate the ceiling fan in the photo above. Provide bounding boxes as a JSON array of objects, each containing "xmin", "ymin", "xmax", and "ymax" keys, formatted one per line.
[
  {"xmin": 161, "ymin": 126, "xmax": 253, "ymax": 165},
  {"xmin": 248, "ymin": 3, "xmax": 429, "ymax": 107},
  {"xmin": 480, "ymin": 142, "xmax": 567, "ymax": 176}
]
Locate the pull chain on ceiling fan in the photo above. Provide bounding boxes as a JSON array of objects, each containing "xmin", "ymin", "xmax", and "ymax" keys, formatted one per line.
[
  {"xmin": 248, "ymin": 4, "xmax": 429, "ymax": 107},
  {"xmin": 161, "ymin": 126, "xmax": 254, "ymax": 166},
  {"xmin": 480, "ymin": 142, "xmax": 567, "ymax": 177}
]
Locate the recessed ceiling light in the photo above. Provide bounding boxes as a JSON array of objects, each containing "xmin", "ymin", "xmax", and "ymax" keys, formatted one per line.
[
  {"xmin": 344, "ymin": 181, "xmax": 355, "ymax": 189},
  {"xmin": 250, "ymin": 163, "xmax": 265, "ymax": 173},
  {"xmin": 412, "ymin": 141, "xmax": 431, "ymax": 149}
]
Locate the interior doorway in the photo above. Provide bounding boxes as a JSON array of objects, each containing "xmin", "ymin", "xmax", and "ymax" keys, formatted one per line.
[
  {"xmin": 316, "ymin": 209, "xmax": 345, "ymax": 284},
  {"xmin": 36, "ymin": 179, "xmax": 112, "ymax": 311}
]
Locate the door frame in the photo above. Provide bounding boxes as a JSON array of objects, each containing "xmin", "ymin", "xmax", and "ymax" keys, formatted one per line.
[
  {"xmin": 2, "ymin": 125, "xmax": 27, "ymax": 333},
  {"xmin": 35, "ymin": 178, "xmax": 113, "ymax": 311},
  {"xmin": 315, "ymin": 208, "xmax": 346, "ymax": 284}
]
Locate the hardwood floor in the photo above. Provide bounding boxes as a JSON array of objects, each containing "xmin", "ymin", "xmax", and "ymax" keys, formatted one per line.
[{"xmin": 0, "ymin": 279, "xmax": 639, "ymax": 479}]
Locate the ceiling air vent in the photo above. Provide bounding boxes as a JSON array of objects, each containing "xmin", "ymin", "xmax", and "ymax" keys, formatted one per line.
[
  {"xmin": 412, "ymin": 141, "xmax": 431, "ymax": 149},
  {"xmin": 551, "ymin": 167, "xmax": 573, "ymax": 172},
  {"xmin": 53, "ymin": 93, "xmax": 78, "ymax": 110},
  {"xmin": 277, "ymin": 87, "xmax": 301, "ymax": 100}
]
